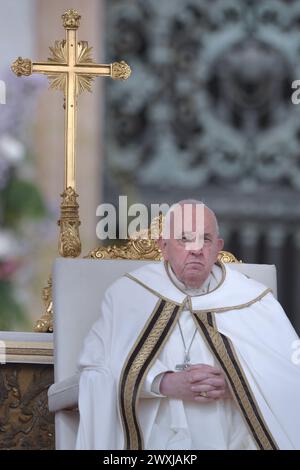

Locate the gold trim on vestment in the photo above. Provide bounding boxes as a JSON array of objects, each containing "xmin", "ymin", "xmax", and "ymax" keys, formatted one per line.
[
  {"xmin": 124, "ymin": 273, "xmax": 182, "ymax": 305},
  {"xmin": 225, "ymin": 334, "xmax": 279, "ymax": 449},
  {"xmin": 191, "ymin": 310, "xmax": 278, "ymax": 450},
  {"xmin": 118, "ymin": 297, "xmax": 185, "ymax": 450},
  {"xmin": 191, "ymin": 287, "xmax": 272, "ymax": 314},
  {"xmin": 125, "ymin": 269, "xmax": 272, "ymax": 314}
]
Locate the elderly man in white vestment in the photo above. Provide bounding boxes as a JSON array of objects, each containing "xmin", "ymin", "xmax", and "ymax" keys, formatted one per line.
[{"xmin": 76, "ymin": 200, "xmax": 300, "ymax": 450}]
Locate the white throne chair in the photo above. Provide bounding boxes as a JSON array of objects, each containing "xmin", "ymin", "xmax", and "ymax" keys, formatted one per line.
[{"xmin": 48, "ymin": 237, "xmax": 277, "ymax": 450}]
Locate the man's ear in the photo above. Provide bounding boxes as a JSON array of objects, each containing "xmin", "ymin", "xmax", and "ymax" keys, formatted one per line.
[{"xmin": 217, "ymin": 238, "xmax": 224, "ymax": 252}]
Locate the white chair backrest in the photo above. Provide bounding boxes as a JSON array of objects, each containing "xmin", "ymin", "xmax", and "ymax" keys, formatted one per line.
[
  {"xmin": 52, "ymin": 258, "xmax": 277, "ymax": 382},
  {"xmin": 52, "ymin": 259, "xmax": 152, "ymax": 381}
]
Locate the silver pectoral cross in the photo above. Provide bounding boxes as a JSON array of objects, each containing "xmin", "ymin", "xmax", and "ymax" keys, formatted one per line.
[{"xmin": 175, "ymin": 352, "xmax": 191, "ymax": 371}]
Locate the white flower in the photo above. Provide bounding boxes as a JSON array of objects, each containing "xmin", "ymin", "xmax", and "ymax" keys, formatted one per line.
[
  {"xmin": 0, "ymin": 134, "xmax": 25, "ymax": 164},
  {"xmin": 0, "ymin": 230, "xmax": 20, "ymax": 259}
]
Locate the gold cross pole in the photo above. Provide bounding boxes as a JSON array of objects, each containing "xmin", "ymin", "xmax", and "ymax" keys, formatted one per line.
[{"xmin": 11, "ymin": 9, "xmax": 131, "ymax": 258}]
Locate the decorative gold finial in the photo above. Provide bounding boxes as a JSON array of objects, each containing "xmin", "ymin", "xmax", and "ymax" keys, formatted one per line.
[
  {"xmin": 112, "ymin": 61, "xmax": 132, "ymax": 80},
  {"xmin": 62, "ymin": 9, "xmax": 81, "ymax": 30},
  {"xmin": 11, "ymin": 57, "xmax": 32, "ymax": 77},
  {"xmin": 58, "ymin": 187, "xmax": 81, "ymax": 257}
]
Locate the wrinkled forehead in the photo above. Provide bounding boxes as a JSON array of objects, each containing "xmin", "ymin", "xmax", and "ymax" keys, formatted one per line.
[{"xmin": 163, "ymin": 203, "xmax": 211, "ymax": 239}]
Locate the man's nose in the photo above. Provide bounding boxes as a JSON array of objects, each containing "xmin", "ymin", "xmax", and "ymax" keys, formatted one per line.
[
  {"xmin": 189, "ymin": 247, "xmax": 203, "ymax": 255},
  {"xmin": 186, "ymin": 241, "xmax": 204, "ymax": 254}
]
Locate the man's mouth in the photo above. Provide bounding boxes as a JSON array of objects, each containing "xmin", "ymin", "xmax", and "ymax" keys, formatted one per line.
[{"xmin": 186, "ymin": 262, "xmax": 203, "ymax": 267}]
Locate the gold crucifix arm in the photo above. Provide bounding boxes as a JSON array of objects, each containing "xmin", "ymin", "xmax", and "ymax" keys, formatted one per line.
[{"xmin": 12, "ymin": 60, "xmax": 130, "ymax": 80}]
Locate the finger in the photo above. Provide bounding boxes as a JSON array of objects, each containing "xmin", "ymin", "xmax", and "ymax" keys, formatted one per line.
[
  {"xmin": 190, "ymin": 384, "xmax": 215, "ymax": 393},
  {"xmin": 187, "ymin": 364, "xmax": 222, "ymax": 375},
  {"xmin": 188, "ymin": 372, "xmax": 222, "ymax": 384},
  {"xmin": 202, "ymin": 377, "xmax": 225, "ymax": 388},
  {"xmin": 206, "ymin": 389, "xmax": 226, "ymax": 399},
  {"xmin": 188, "ymin": 373, "xmax": 210, "ymax": 384}
]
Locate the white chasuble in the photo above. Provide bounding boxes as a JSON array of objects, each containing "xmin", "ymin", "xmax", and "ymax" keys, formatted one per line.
[{"xmin": 76, "ymin": 261, "xmax": 300, "ymax": 450}]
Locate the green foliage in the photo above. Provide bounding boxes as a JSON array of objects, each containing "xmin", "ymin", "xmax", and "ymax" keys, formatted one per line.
[
  {"xmin": 1, "ymin": 177, "xmax": 46, "ymax": 228},
  {"xmin": 0, "ymin": 281, "xmax": 30, "ymax": 331},
  {"xmin": 0, "ymin": 176, "xmax": 47, "ymax": 331}
]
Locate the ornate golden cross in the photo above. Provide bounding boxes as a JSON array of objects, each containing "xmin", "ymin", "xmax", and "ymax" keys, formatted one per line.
[{"xmin": 11, "ymin": 9, "xmax": 131, "ymax": 258}]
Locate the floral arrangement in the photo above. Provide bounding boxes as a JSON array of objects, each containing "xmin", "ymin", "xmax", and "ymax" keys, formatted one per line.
[{"xmin": 0, "ymin": 74, "xmax": 47, "ymax": 330}]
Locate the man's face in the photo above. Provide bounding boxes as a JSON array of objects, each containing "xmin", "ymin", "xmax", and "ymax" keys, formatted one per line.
[{"xmin": 159, "ymin": 205, "xmax": 224, "ymax": 289}]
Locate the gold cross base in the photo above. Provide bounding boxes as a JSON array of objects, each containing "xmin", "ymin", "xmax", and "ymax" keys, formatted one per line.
[{"xmin": 58, "ymin": 187, "xmax": 81, "ymax": 258}]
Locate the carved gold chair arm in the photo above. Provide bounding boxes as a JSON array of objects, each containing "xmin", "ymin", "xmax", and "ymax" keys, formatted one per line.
[
  {"xmin": 86, "ymin": 243, "xmax": 239, "ymax": 263},
  {"xmin": 34, "ymin": 277, "xmax": 54, "ymax": 333}
]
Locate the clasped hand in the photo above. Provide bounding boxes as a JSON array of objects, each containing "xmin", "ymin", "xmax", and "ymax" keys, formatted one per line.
[{"xmin": 160, "ymin": 364, "xmax": 232, "ymax": 403}]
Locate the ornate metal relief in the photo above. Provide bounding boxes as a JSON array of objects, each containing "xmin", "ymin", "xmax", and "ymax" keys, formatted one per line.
[
  {"xmin": 87, "ymin": 216, "xmax": 239, "ymax": 262},
  {"xmin": 105, "ymin": 0, "xmax": 300, "ymax": 196},
  {"xmin": 0, "ymin": 365, "xmax": 54, "ymax": 450}
]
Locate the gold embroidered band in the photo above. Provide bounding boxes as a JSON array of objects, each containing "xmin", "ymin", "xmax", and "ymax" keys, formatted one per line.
[
  {"xmin": 193, "ymin": 312, "xmax": 278, "ymax": 450},
  {"xmin": 119, "ymin": 298, "xmax": 183, "ymax": 449}
]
